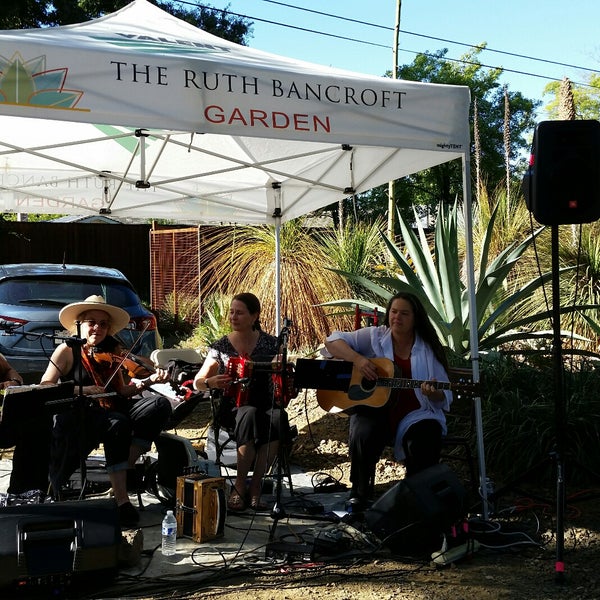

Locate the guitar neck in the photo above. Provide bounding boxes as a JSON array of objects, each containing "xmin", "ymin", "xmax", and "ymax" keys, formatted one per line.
[{"xmin": 378, "ymin": 377, "xmax": 452, "ymax": 391}]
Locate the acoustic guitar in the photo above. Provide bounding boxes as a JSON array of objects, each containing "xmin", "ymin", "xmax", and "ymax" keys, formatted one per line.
[{"xmin": 316, "ymin": 357, "xmax": 476, "ymax": 413}]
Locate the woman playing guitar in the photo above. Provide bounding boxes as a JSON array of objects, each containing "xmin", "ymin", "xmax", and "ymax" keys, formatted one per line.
[{"xmin": 323, "ymin": 291, "xmax": 452, "ymax": 512}]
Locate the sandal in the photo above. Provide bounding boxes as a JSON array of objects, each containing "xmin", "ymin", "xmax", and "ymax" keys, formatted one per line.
[
  {"xmin": 227, "ymin": 491, "xmax": 247, "ymax": 512},
  {"xmin": 250, "ymin": 495, "xmax": 268, "ymax": 511}
]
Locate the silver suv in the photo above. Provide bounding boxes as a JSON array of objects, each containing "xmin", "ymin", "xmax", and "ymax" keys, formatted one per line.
[{"xmin": 0, "ymin": 263, "xmax": 161, "ymax": 382}]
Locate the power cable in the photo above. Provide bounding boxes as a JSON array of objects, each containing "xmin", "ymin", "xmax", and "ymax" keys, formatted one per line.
[
  {"xmin": 178, "ymin": 1, "xmax": 600, "ymax": 90},
  {"xmin": 259, "ymin": 0, "xmax": 600, "ymax": 75}
]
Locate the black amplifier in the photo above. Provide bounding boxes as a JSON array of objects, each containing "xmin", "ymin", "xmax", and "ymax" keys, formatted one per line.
[{"xmin": 0, "ymin": 498, "xmax": 120, "ymax": 593}]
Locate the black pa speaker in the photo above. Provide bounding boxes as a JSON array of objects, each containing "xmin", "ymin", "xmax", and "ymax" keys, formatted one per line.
[
  {"xmin": 523, "ymin": 119, "xmax": 600, "ymax": 225},
  {"xmin": 0, "ymin": 499, "xmax": 120, "ymax": 593},
  {"xmin": 364, "ymin": 463, "xmax": 466, "ymax": 556}
]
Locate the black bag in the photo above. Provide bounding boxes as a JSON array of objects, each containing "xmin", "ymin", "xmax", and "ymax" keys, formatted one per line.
[{"xmin": 166, "ymin": 358, "xmax": 203, "ymax": 394}]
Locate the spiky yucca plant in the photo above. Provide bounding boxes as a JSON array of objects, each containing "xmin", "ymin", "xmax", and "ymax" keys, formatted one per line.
[
  {"xmin": 531, "ymin": 221, "xmax": 600, "ymax": 354},
  {"xmin": 314, "ymin": 217, "xmax": 387, "ymax": 303},
  {"xmin": 179, "ymin": 292, "xmax": 231, "ymax": 355},
  {"xmin": 197, "ymin": 220, "xmax": 354, "ymax": 352},
  {"xmin": 156, "ymin": 291, "xmax": 199, "ymax": 345},
  {"xmin": 323, "ymin": 196, "xmax": 600, "ymax": 358}
]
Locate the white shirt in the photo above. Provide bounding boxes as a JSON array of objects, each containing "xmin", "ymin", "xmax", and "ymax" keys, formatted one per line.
[{"xmin": 324, "ymin": 326, "xmax": 452, "ymax": 460}]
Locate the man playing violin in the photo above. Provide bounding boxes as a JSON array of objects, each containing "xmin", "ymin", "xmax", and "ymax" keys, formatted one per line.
[{"xmin": 41, "ymin": 295, "xmax": 171, "ymax": 526}]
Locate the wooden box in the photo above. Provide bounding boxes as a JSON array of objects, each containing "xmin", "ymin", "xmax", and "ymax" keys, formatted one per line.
[{"xmin": 175, "ymin": 475, "xmax": 226, "ymax": 543}]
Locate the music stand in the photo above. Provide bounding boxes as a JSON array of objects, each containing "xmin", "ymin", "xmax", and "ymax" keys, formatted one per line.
[
  {"xmin": 1, "ymin": 381, "xmax": 75, "ymax": 497},
  {"xmin": 0, "ymin": 321, "xmax": 88, "ymax": 497},
  {"xmin": 293, "ymin": 358, "xmax": 353, "ymax": 392},
  {"xmin": 1, "ymin": 382, "xmax": 76, "ymax": 426}
]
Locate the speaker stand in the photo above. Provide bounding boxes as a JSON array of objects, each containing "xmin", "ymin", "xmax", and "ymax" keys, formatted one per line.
[
  {"xmin": 550, "ymin": 224, "xmax": 567, "ymax": 584},
  {"xmin": 496, "ymin": 226, "xmax": 567, "ymax": 582}
]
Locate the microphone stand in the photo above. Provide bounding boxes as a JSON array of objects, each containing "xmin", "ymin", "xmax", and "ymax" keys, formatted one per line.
[
  {"xmin": 267, "ymin": 318, "xmax": 339, "ymax": 551},
  {"xmin": 268, "ymin": 317, "xmax": 291, "ymax": 531},
  {"xmin": 62, "ymin": 321, "xmax": 88, "ymax": 497}
]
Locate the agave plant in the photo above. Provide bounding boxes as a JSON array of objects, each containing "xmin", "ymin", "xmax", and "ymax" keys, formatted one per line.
[{"xmin": 323, "ymin": 199, "xmax": 599, "ymax": 359}]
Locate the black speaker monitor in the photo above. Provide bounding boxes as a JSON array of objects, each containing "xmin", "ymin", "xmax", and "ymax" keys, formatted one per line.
[
  {"xmin": 0, "ymin": 499, "xmax": 120, "ymax": 592},
  {"xmin": 364, "ymin": 463, "xmax": 466, "ymax": 556},
  {"xmin": 525, "ymin": 119, "xmax": 600, "ymax": 225}
]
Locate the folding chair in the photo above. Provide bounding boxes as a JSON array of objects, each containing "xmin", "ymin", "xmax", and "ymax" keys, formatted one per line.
[
  {"xmin": 133, "ymin": 348, "xmax": 209, "ymax": 506},
  {"xmin": 149, "ymin": 348, "xmax": 206, "ymax": 430},
  {"xmin": 206, "ymin": 390, "xmax": 296, "ymax": 495},
  {"xmin": 354, "ymin": 303, "xmax": 379, "ymax": 329}
]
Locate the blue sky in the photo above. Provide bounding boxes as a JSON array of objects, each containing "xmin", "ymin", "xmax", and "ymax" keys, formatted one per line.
[{"xmin": 199, "ymin": 0, "xmax": 600, "ymax": 115}]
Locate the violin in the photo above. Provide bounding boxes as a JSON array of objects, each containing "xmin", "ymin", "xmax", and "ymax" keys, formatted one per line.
[
  {"xmin": 92, "ymin": 351, "xmax": 155, "ymax": 379},
  {"xmin": 92, "ymin": 350, "xmax": 197, "ymax": 402}
]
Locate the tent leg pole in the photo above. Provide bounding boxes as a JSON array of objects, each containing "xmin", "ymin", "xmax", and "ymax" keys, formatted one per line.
[
  {"xmin": 461, "ymin": 154, "xmax": 490, "ymax": 520},
  {"xmin": 275, "ymin": 220, "xmax": 281, "ymax": 337}
]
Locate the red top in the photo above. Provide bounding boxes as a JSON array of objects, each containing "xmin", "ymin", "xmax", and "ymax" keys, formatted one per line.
[{"xmin": 387, "ymin": 356, "xmax": 420, "ymax": 437}]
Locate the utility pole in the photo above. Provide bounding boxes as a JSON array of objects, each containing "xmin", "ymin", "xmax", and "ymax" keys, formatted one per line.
[{"xmin": 387, "ymin": 0, "xmax": 402, "ymax": 242}]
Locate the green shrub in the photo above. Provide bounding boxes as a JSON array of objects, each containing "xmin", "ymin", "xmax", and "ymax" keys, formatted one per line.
[{"xmin": 480, "ymin": 353, "xmax": 600, "ymax": 488}]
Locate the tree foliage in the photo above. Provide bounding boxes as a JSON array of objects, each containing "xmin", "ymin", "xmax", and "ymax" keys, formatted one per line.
[
  {"xmin": 543, "ymin": 74, "xmax": 600, "ymax": 120},
  {"xmin": 0, "ymin": 1, "xmax": 252, "ymax": 44},
  {"xmin": 315, "ymin": 46, "xmax": 541, "ymax": 228},
  {"xmin": 391, "ymin": 46, "xmax": 539, "ymax": 211},
  {"xmin": 196, "ymin": 221, "xmax": 355, "ymax": 352}
]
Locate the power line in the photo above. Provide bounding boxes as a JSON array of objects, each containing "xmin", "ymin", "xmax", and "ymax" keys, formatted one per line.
[
  {"xmin": 180, "ymin": 1, "xmax": 600, "ymax": 90},
  {"xmin": 260, "ymin": 0, "xmax": 600, "ymax": 75}
]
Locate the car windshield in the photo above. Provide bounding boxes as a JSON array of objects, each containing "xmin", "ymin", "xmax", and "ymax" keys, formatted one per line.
[{"xmin": 0, "ymin": 277, "xmax": 140, "ymax": 310}]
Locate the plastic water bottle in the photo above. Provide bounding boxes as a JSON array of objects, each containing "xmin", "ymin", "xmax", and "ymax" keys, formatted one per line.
[{"xmin": 161, "ymin": 510, "xmax": 177, "ymax": 556}]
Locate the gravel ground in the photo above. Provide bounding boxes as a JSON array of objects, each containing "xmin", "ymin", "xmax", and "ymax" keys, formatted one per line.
[{"xmin": 163, "ymin": 389, "xmax": 600, "ymax": 600}]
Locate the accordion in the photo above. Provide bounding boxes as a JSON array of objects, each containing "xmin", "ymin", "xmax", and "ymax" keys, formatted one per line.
[{"xmin": 224, "ymin": 356, "xmax": 298, "ymax": 408}]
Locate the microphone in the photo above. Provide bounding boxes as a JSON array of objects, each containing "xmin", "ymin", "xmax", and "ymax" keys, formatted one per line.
[
  {"xmin": 0, "ymin": 319, "xmax": 22, "ymax": 332},
  {"xmin": 278, "ymin": 316, "xmax": 292, "ymax": 348}
]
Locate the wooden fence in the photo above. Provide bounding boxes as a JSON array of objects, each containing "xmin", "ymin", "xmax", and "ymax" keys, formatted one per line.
[{"xmin": 0, "ymin": 220, "xmax": 152, "ymax": 300}]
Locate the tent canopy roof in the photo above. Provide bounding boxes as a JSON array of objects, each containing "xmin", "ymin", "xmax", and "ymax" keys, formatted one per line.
[{"xmin": 0, "ymin": 0, "xmax": 470, "ymax": 223}]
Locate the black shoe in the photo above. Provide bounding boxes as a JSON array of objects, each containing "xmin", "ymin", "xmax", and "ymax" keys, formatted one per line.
[
  {"xmin": 118, "ymin": 501, "xmax": 140, "ymax": 527},
  {"xmin": 346, "ymin": 495, "xmax": 367, "ymax": 513}
]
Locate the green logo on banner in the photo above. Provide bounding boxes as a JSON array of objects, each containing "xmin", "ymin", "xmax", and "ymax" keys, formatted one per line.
[{"xmin": 0, "ymin": 52, "xmax": 84, "ymax": 110}]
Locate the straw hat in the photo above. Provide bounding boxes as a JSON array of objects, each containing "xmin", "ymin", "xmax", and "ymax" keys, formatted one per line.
[{"xmin": 59, "ymin": 295, "xmax": 131, "ymax": 336}]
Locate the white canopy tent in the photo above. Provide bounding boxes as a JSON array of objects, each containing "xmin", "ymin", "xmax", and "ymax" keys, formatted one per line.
[
  {"xmin": 0, "ymin": 0, "xmax": 470, "ymax": 222},
  {"xmin": 0, "ymin": 0, "xmax": 488, "ymax": 512}
]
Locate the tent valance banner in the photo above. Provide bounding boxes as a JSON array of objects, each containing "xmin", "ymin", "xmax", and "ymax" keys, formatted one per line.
[{"xmin": 0, "ymin": 0, "xmax": 470, "ymax": 223}]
